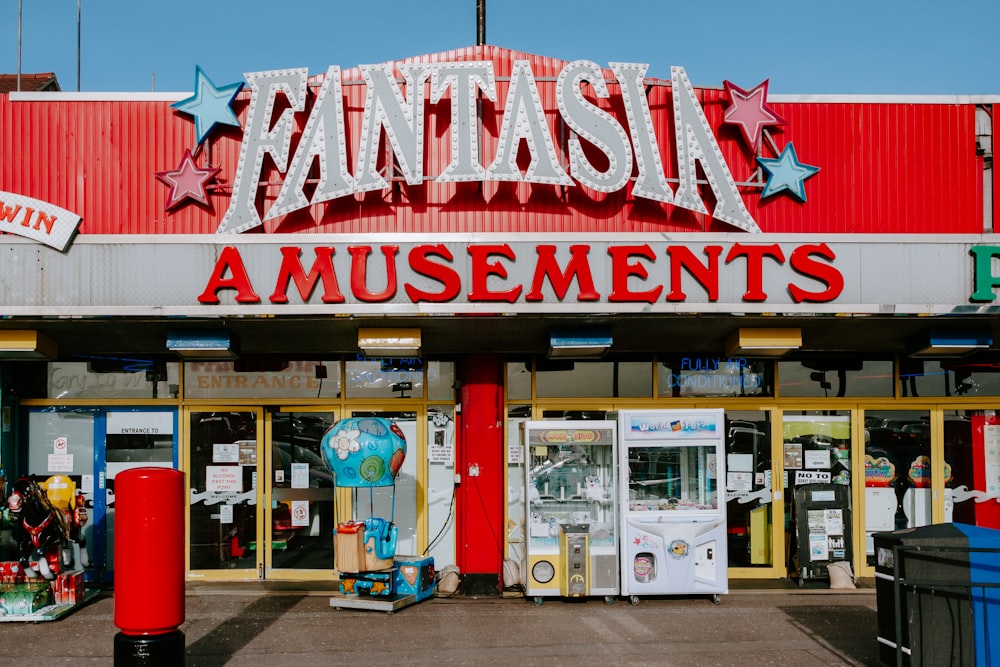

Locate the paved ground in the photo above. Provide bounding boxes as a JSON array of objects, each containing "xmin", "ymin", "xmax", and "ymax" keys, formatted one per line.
[{"xmin": 0, "ymin": 583, "xmax": 885, "ymax": 666}]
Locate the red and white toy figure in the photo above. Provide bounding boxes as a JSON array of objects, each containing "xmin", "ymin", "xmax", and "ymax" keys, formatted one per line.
[
  {"xmin": 0, "ymin": 476, "xmax": 93, "ymax": 620},
  {"xmin": 6, "ymin": 477, "xmax": 71, "ymax": 580}
]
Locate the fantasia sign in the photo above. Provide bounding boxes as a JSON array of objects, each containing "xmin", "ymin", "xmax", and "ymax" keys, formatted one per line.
[{"xmin": 216, "ymin": 62, "xmax": 766, "ymax": 235}]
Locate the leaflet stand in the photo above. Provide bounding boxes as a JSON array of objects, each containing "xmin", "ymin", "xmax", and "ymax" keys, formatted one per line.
[{"xmin": 792, "ymin": 483, "xmax": 853, "ymax": 586}]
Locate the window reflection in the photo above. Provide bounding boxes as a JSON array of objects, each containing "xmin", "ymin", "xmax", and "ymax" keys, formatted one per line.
[
  {"xmin": 862, "ymin": 410, "xmax": 931, "ymax": 565},
  {"xmin": 901, "ymin": 359, "xmax": 1000, "ymax": 397},
  {"xmin": 183, "ymin": 360, "xmax": 338, "ymax": 399},
  {"xmin": 507, "ymin": 359, "xmax": 532, "ymax": 400},
  {"xmin": 779, "ymin": 359, "xmax": 892, "ymax": 397},
  {"xmin": 345, "ymin": 358, "xmax": 424, "ymax": 399},
  {"xmin": 427, "ymin": 361, "xmax": 456, "ymax": 401},
  {"xmin": 534, "ymin": 360, "xmax": 651, "ymax": 398},
  {"xmin": 49, "ymin": 360, "xmax": 179, "ymax": 400}
]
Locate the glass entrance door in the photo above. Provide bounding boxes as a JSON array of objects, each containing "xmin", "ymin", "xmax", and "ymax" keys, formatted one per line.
[
  {"xmin": 266, "ymin": 410, "xmax": 338, "ymax": 579},
  {"xmin": 25, "ymin": 409, "xmax": 100, "ymax": 579},
  {"xmin": 187, "ymin": 409, "xmax": 262, "ymax": 577},
  {"xmin": 724, "ymin": 410, "xmax": 782, "ymax": 575},
  {"xmin": 861, "ymin": 409, "xmax": 933, "ymax": 566},
  {"xmin": 782, "ymin": 411, "xmax": 853, "ymax": 581},
  {"xmin": 187, "ymin": 407, "xmax": 341, "ymax": 580}
]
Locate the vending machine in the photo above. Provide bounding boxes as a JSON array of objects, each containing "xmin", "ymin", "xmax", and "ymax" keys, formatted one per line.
[
  {"xmin": 523, "ymin": 421, "xmax": 618, "ymax": 605},
  {"xmin": 618, "ymin": 409, "xmax": 728, "ymax": 604}
]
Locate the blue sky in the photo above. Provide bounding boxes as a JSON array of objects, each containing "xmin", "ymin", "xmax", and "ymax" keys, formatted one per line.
[{"xmin": 2, "ymin": 0, "xmax": 998, "ymax": 95}]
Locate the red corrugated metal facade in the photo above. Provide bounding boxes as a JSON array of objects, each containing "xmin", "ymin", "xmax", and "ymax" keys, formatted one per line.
[{"xmin": 0, "ymin": 46, "xmax": 986, "ymax": 236}]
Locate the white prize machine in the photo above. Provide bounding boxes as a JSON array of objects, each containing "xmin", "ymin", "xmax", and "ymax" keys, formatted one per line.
[
  {"xmin": 523, "ymin": 421, "xmax": 619, "ymax": 605},
  {"xmin": 618, "ymin": 409, "xmax": 728, "ymax": 605}
]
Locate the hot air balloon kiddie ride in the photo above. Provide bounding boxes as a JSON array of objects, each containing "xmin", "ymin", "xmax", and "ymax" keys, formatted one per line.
[{"xmin": 322, "ymin": 417, "xmax": 436, "ymax": 612}]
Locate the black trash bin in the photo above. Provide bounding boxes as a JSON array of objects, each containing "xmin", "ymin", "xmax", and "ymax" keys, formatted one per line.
[{"xmin": 874, "ymin": 523, "xmax": 1000, "ymax": 666}]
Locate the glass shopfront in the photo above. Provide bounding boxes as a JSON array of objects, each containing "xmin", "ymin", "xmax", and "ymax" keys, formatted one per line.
[
  {"xmin": 11, "ymin": 357, "xmax": 456, "ymax": 584},
  {"xmin": 11, "ymin": 352, "xmax": 1000, "ymax": 584},
  {"xmin": 505, "ymin": 356, "xmax": 1000, "ymax": 581},
  {"xmin": 179, "ymin": 359, "xmax": 455, "ymax": 581},
  {"xmin": 14, "ymin": 361, "xmax": 180, "ymax": 583}
]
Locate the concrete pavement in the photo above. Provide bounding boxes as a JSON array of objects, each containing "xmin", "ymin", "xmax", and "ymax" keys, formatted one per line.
[{"xmin": 0, "ymin": 582, "xmax": 883, "ymax": 666}]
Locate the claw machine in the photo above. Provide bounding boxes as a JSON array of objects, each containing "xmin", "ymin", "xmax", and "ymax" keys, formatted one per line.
[
  {"xmin": 618, "ymin": 409, "xmax": 728, "ymax": 604},
  {"xmin": 523, "ymin": 421, "xmax": 618, "ymax": 605}
]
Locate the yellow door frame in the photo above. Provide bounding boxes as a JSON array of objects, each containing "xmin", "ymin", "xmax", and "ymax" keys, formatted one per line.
[
  {"xmin": 263, "ymin": 406, "xmax": 340, "ymax": 582},
  {"xmin": 183, "ymin": 405, "xmax": 265, "ymax": 582}
]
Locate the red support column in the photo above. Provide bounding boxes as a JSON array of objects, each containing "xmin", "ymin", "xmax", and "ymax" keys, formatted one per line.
[{"xmin": 455, "ymin": 354, "xmax": 505, "ymax": 595}]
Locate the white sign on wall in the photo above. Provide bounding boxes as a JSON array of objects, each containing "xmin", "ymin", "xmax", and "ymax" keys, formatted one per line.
[
  {"xmin": 0, "ymin": 237, "xmax": 989, "ymax": 317},
  {"xmin": 47, "ymin": 453, "xmax": 74, "ymax": 472},
  {"xmin": 107, "ymin": 411, "xmax": 174, "ymax": 435},
  {"xmin": 796, "ymin": 470, "xmax": 832, "ymax": 485}
]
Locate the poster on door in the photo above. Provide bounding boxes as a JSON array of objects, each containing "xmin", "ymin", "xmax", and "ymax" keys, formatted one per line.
[
  {"xmin": 206, "ymin": 466, "xmax": 242, "ymax": 493},
  {"xmin": 291, "ymin": 500, "xmax": 310, "ymax": 527},
  {"xmin": 47, "ymin": 436, "xmax": 74, "ymax": 472},
  {"xmin": 807, "ymin": 508, "xmax": 845, "ymax": 561}
]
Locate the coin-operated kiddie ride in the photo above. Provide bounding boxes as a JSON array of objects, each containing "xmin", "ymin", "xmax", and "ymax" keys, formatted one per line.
[
  {"xmin": 1, "ymin": 475, "xmax": 95, "ymax": 621},
  {"xmin": 322, "ymin": 417, "xmax": 436, "ymax": 612}
]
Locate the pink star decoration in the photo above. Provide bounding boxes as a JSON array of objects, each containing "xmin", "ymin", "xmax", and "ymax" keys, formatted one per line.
[
  {"xmin": 155, "ymin": 149, "xmax": 222, "ymax": 210},
  {"xmin": 722, "ymin": 79, "xmax": 786, "ymax": 152}
]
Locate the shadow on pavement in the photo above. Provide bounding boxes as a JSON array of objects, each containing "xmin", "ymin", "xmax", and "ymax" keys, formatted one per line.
[
  {"xmin": 778, "ymin": 604, "xmax": 882, "ymax": 666},
  {"xmin": 185, "ymin": 595, "xmax": 305, "ymax": 666}
]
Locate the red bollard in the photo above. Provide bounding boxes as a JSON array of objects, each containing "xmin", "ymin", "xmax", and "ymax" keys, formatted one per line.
[{"xmin": 113, "ymin": 467, "xmax": 186, "ymax": 666}]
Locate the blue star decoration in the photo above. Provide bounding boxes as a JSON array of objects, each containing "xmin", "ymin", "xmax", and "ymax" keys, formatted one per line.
[
  {"xmin": 756, "ymin": 143, "xmax": 820, "ymax": 202},
  {"xmin": 171, "ymin": 66, "xmax": 245, "ymax": 145}
]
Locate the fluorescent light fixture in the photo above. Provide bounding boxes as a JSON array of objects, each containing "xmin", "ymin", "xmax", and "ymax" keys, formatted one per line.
[
  {"xmin": 548, "ymin": 327, "xmax": 613, "ymax": 359},
  {"xmin": 358, "ymin": 328, "xmax": 422, "ymax": 357},
  {"xmin": 0, "ymin": 330, "xmax": 57, "ymax": 359},
  {"xmin": 166, "ymin": 329, "xmax": 238, "ymax": 359},
  {"xmin": 725, "ymin": 328, "xmax": 802, "ymax": 358},
  {"xmin": 907, "ymin": 329, "xmax": 992, "ymax": 358}
]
